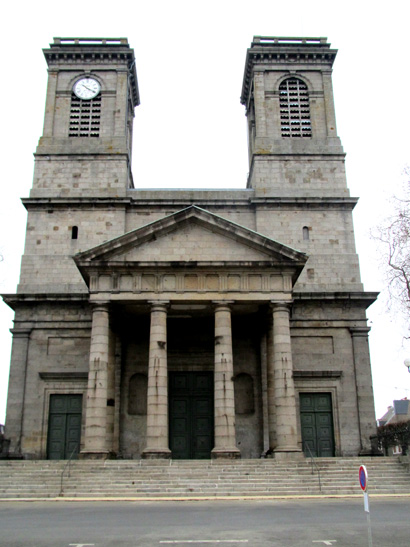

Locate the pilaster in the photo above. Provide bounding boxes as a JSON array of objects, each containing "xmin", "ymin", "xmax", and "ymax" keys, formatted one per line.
[
  {"xmin": 350, "ymin": 327, "xmax": 377, "ymax": 455},
  {"xmin": 42, "ymin": 70, "xmax": 58, "ymax": 138},
  {"xmin": 266, "ymin": 314, "xmax": 276, "ymax": 452},
  {"xmin": 114, "ymin": 70, "xmax": 129, "ymax": 137},
  {"xmin": 323, "ymin": 71, "xmax": 338, "ymax": 138},
  {"xmin": 254, "ymin": 69, "xmax": 267, "ymax": 138},
  {"xmin": 260, "ymin": 331, "xmax": 270, "ymax": 454},
  {"xmin": 4, "ymin": 328, "xmax": 32, "ymax": 456}
]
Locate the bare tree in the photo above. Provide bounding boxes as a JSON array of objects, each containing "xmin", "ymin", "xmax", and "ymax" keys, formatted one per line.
[{"xmin": 373, "ymin": 168, "xmax": 410, "ymax": 327}]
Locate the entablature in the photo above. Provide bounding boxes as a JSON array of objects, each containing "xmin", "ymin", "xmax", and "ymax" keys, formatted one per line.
[{"xmin": 83, "ymin": 265, "xmax": 295, "ymax": 300}]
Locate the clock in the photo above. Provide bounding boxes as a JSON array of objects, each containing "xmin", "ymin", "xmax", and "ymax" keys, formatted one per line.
[{"xmin": 73, "ymin": 77, "xmax": 101, "ymax": 100}]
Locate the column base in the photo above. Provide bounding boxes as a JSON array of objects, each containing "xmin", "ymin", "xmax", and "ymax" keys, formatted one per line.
[
  {"xmin": 211, "ymin": 447, "xmax": 241, "ymax": 459},
  {"xmin": 79, "ymin": 450, "xmax": 115, "ymax": 460},
  {"xmin": 142, "ymin": 447, "xmax": 172, "ymax": 459},
  {"xmin": 273, "ymin": 448, "xmax": 304, "ymax": 461}
]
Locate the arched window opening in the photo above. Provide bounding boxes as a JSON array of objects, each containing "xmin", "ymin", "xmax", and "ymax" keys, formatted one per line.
[
  {"xmin": 279, "ymin": 78, "xmax": 312, "ymax": 138},
  {"xmin": 303, "ymin": 226, "xmax": 310, "ymax": 240},
  {"xmin": 69, "ymin": 93, "xmax": 101, "ymax": 137},
  {"xmin": 71, "ymin": 226, "xmax": 78, "ymax": 240}
]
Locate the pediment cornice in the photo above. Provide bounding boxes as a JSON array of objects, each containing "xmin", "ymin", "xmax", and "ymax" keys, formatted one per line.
[
  {"xmin": 74, "ymin": 205, "xmax": 307, "ymax": 292},
  {"xmin": 75, "ymin": 205, "xmax": 307, "ymax": 263}
]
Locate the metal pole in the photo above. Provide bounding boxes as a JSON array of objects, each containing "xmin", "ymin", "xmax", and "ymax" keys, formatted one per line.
[{"xmin": 366, "ymin": 511, "xmax": 373, "ymax": 547}]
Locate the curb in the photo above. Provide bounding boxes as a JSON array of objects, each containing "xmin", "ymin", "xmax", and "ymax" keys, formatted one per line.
[{"xmin": 1, "ymin": 493, "xmax": 410, "ymax": 502}]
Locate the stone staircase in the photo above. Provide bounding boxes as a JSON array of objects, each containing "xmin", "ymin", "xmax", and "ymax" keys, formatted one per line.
[{"xmin": 0, "ymin": 457, "xmax": 409, "ymax": 499}]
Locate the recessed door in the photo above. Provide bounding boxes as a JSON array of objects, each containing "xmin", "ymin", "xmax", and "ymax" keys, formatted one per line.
[
  {"xmin": 47, "ymin": 394, "xmax": 82, "ymax": 459},
  {"xmin": 300, "ymin": 392, "xmax": 335, "ymax": 457},
  {"xmin": 169, "ymin": 372, "xmax": 214, "ymax": 459}
]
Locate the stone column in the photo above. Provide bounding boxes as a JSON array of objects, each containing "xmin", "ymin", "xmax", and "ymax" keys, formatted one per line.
[
  {"xmin": 4, "ymin": 328, "xmax": 32, "ymax": 456},
  {"xmin": 142, "ymin": 301, "xmax": 171, "ymax": 459},
  {"xmin": 211, "ymin": 302, "xmax": 240, "ymax": 459},
  {"xmin": 80, "ymin": 302, "xmax": 111, "ymax": 459},
  {"xmin": 350, "ymin": 327, "xmax": 377, "ymax": 455},
  {"xmin": 271, "ymin": 302, "xmax": 303, "ymax": 460}
]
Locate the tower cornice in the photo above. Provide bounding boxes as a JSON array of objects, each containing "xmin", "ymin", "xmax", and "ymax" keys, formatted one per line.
[
  {"xmin": 241, "ymin": 36, "xmax": 338, "ymax": 106},
  {"xmin": 43, "ymin": 37, "xmax": 140, "ymax": 106}
]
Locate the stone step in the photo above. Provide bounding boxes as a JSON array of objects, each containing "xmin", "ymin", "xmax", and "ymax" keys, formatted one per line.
[{"xmin": 1, "ymin": 457, "xmax": 409, "ymax": 499}]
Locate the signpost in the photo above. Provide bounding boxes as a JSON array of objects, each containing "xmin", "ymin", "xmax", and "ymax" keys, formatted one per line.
[{"xmin": 359, "ymin": 465, "xmax": 373, "ymax": 547}]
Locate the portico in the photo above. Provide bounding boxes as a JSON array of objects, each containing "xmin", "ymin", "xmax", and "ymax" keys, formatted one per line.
[{"xmin": 75, "ymin": 206, "xmax": 307, "ymax": 459}]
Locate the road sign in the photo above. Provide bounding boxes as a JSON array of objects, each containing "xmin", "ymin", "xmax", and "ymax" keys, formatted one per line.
[
  {"xmin": 359, "ymin": 465, "xmax": 373, "ymax": 546},
  {"xmin": 359, "ymin": 465, "xmax": 368, "ymax": 492}
]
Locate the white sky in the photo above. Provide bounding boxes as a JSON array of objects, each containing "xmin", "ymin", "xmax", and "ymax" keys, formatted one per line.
[{"xmin": 1, "ymin": 0, "xmax": 410, "ymax": 424}]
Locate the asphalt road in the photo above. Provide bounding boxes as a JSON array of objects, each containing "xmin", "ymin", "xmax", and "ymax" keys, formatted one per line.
[{"xmin": 0, "ymin": 497, "xmax": 408, "ymax": 546}]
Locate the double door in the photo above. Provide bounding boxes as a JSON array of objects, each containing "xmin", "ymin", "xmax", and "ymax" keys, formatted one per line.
[
  {"xmin": 300, "ymin": 392, "xmax": 335, "ymax": 457},
  {"xmin": 169, "ymin": 372, "xmax": 214, "ymax": 459},
  {"xmin": 47, "ymin": 394, "xmax": 82, "ymax": 459}
]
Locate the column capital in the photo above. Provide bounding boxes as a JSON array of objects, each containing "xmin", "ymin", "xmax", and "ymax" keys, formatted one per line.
[
  {"xmin": 91, "ymin": 301, "xmax": 110, "ymax": 313},
  {"xmin": 270, "ymin": 301, "xmax": 292, "ymax": 312},
  {"xmin": 148, "ymin": 300, "xmax": 169, "ymax": 312},
  {"xmin": 212, "ymin": 300, "xmax": 234, "ymax": 312}
]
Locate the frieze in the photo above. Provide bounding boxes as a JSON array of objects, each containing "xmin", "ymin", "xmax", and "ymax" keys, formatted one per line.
[{"xmin": 90, "ymin": 271, "xmax": 291, "ymax": 295}]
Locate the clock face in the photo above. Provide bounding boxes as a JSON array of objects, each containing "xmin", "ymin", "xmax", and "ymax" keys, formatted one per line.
[{"xmin": 73, "ymin": 78, "xmax": 101, "ymax": 100}]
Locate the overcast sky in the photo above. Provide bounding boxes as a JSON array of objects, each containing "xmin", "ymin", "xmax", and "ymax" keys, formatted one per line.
[{"xmin": 1, "ymin": 0, "xmax": 410, "ymax": 424}]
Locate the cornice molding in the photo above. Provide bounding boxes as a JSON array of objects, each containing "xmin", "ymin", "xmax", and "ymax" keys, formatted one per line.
[
  {"xmin": 43, "ymin": 37, "xmax": 140, "ymax": 107},
  {"xmin": 293, "ymin": 370, "xmax": 342, "ymax": 379},
  {"xmin": 293, "ymin": 291, "xmax": 379, "ymax": 308},
  {"xmin": 39, "ymin": 372, "xmax": 88, "ymax": 381},
  {"xmin": 2, "ymin": 293, "xmax": 89, "ymax": 310},
  {"xmin": 241, "ymin": 36, "xmax": 337, "ymax": 106},
  {"xmin": 21, "ymin": 195, "xmax": 358, "ymax": 211}
]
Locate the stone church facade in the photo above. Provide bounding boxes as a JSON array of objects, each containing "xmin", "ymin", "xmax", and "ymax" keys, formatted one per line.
[{"xmin": 3, "ymin": 36, "xmax": 377, "ymax": 460}]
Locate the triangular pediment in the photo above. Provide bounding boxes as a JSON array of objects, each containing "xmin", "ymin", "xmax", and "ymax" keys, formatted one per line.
[{"xmin": 75, "ymin": 205, "xmax": 307, "ymax": 267}]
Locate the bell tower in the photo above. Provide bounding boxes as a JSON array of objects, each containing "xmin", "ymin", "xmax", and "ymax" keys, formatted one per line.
[
  {"xmin": 241, "ymin": 37, "xmax": 346, "ymax": 198},
  {"xmin": 32, "ymin": 38, "xmax": 139, "ymax": 198},
  {"xmin": 17, "ymin": 38, "xmax": 140, "ymax": 294}
]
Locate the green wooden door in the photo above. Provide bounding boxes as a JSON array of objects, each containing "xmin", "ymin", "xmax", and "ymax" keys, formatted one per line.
[
  {"xmin": 47, "ymin": 394, "xmax": 82, "ymax": 460},
  {"xmin": 300, "ymin": 393, "xmax": 335, "ymax": 457},
  {"xmin": 169, "ymin": 372, "xmax": 214, "ymax": 459}
]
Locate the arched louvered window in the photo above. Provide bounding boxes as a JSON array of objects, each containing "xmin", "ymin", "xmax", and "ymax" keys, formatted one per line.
[
  {"xmin": 69, "ymin": 93, "xmax": 101, "ymax": 137},
  {"xmin": 279, "ymin": 78, "xmax": 312, "ymax": 138}
]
